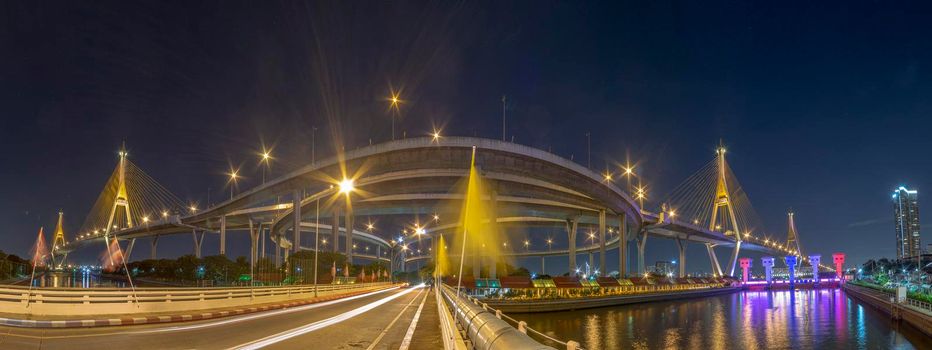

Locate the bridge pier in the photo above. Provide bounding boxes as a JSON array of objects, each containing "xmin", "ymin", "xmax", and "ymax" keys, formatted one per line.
[
  {"xmin": 726, "ymin": 240, "xmax": 741, "ymax": 277},
  {"xmin": 676, "ymin": 238, "xmax": 686, "ymax": 277},
  {"xmin": 192, "ymin": 229, "xmax": 205, "ymax": 258},
  {"xmin": 589, "ymin": 252, "xmax": 594, "ymax": 275},
  {"xmin": 220, "ymin": 215, "xmax": 227, "ymax": 256},
  {"xmin": 260, "ymin": 228, "xmax": 266, "ymax": 258},
  {"xmin": 125, "ymin": 238, "xmax": 136, "ymax": 263},
  {"xmin": 293, "ymin": 190, "xmax": 302, "ymax": 253},
  {"xmin": 567, "ymin": 218, "xmax": 578, "ymax": 276},
  {"xmin": 637, "ymin": 230, "xmax": 648, "ymax": 275},
  {"xmin": 619, "ymin": 214, "xmax": 627, "ymax": 277},
  {"xmin": 541, "ymin": 256, "xmax": 545, "ymax": 275},
  {"xmin": 598, "ymin": 209, "xmax": 606, "ymax": 277},
  {"xmin": 705, "ymin": 243, "xmax": 723, "ymax": 276},
  {"xmin": 151, "ymin": 235, "xmax": 159, "ymax": 260},
  {"xmin": 249, "ymin": 219, "xmax": 259, "ymax": 274}
]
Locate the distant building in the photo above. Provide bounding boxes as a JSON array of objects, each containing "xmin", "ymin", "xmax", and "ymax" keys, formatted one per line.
[
  {"xmin": 893, "ymin": 186, "xmax": 921, "ymax": 260},
  {"xmin": 655, "ymin": 261, "xmax": 674, "ymax": 276}
]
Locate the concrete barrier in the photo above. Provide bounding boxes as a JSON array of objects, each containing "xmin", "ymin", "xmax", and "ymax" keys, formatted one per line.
[
  {"xmin": 0, "ymin": 282, "xmax": 391, "ymax": 318},
  {"xmin": 440, "ymin": 285, "xmax": 553, "ymax": 350}
]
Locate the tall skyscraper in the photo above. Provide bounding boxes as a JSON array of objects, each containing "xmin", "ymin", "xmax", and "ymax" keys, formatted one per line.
[{"xmin": 893, "ymin": 186, "xmax": 921, "ymax": 260}]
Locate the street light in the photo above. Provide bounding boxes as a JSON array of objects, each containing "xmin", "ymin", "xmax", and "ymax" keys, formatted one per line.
[
  {"xmin": 388, "ymin": 91, "xmax": 402, "ymax": 140},
  {"xmin": 227, "ymin": 169, "xmax": 239, "ymax": 199},
  {"xmin": 339, "ymin": 178, "xmax": 354, "ymax": 194},
  {"xmin": 259, "ymin": 149, "xmax": 272, "ymax": 184}
]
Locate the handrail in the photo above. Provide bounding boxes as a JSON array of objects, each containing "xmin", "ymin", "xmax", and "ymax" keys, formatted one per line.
[
  {"xmin": 847, "ymin": 283, "xmax": 932, "ymax": 315},
  {"xmin": 439, "ymin": 284, "xmax": 578, "ymax": 350},
  {"xmin": 0, "ymin": 282, "xmax": 390, "ymax": 305}
]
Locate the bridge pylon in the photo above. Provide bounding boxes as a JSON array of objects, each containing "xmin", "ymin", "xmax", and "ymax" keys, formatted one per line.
[
  {"xmin": 708, "ymin": 142, "xmax": 743, "ymax": 277},
  {"xmin": 102, "ymin": 146, "xmax": 134, "ymax": 269},
  {"xmin": 50, "ymin": 211, "xmax": 67, "ymax": 268},
  {"xmin": 785, "ymin": 210, "xmax": 803, "ymax": 263}
]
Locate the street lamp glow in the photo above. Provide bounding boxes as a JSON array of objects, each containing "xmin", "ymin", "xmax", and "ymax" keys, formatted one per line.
[
  {"xmin": 431, "ymin": 130, "xmax": 441, "ymax": 141},
  {"xmin": 415, "ymin": 227, "xmax": 426, "ymax": 235},
  {"xmin": 162, "ymin": 211, "xmax": 168, "ymax": 218},
  {"xmin": 339, "ymin": 178, "xmax": 354, "ymax": 194},
  {"xmin": 367, "ymin": 223, "xmax": 375, "ymax": 231}
]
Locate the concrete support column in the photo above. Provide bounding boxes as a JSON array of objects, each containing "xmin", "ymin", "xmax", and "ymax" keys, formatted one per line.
[
  {"xmin": 637, "ymin": 230, "xmax": 648, "ymax": 275},
  {"xmin": 832, "ymin": 253, "xmax": 845, "ymax": 281},
  {"xmin": 676, "ymin": 238, "xmax": 687, "ymax": 277},
  {"xmin": 589, "ymin": 252, "xmax": 594, "ymax": 275},
  {"xmin": 345, "ymin": 204, "xmax": 354, "ymax": 266},
  {"xmin": 275, "ymin": 239, "xmax": 281, "ymax": 267},
  {"xmin": 762, "ymin": 257, "xmax": 774, "ymax": 286},
  {"xmin": 332, "ymin": 207, "xmax": 341, "ymax": 253},
  {"xmin": 739, "ymin": 258, "xmax": 752, "ymax": 283},
  {"xmin": 249, "ymin": 219, "xmax": 258, "ymax": 272},
  {"xmin": 809, "ymin": 255, "xmax": 821, "ymax": 283},
  {"xmin": 619, "ymin": 214, "xmax": 628, "ymax": 277},
  {"xmin": 567, "ymin": 218, "xmax": 578, "ymax": 276},
  {"xmin": 192, "ymin": 230, "xmax": 205, "ymax": 259},
  {"xmin": 219, "ymin": 215, "xmax": 227, "ymax": 256},
  {"xmin": 151, "ymin": 235, "xmax": 159, "ymax": 260},
  {"xmin": 293, "ymin": 190, "xmax": 302, "ymax": 253},
  {"xmin": 598, "ymin": 210, "xmax": 606, "ymax": 276},
  {"xmin": 706, "ymin": 243, "xmax": 723, "ymax": 276},
  {"xmin": 785, "ymin": 255, "xmax": 797, "ymax": 288},
  {"xmin": 260, "ymin": 228, "xmax": 266, "ymax": 258},
  {"xmin": 541, "ymin": 256, "xmax": 545, "ymax": 275},
  {"xmin": 125, "ymin": 238, "xmax": 136, "ymax": 263},
  {"xmin": 489, "ymin": 190, "xmax": 499, "ymax": 279}
]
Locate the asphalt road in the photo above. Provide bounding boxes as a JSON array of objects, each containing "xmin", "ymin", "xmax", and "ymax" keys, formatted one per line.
[{"xmin": 0, "ymin": 285, "xmax": 442, "ymax": 350}]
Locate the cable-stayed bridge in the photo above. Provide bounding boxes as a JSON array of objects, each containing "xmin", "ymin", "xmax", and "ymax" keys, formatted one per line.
[{"xmin": 53, "ymin": 137, "xmax": 831, "ymax": 278}]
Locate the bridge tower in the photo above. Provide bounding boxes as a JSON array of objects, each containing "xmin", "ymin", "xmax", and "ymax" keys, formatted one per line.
[
  {"xmin": 103, "ymin": 146, "xmax": 134, "ymax": 262},
  {"xmin": 106, "ymin": 147, "xmax": 134, "ymax": 232},
  {"xmin": 708, "ymin": 143, "xmax": 743, "ymax": 277},
  {"xmin": 50, "ymin": 211, "xmax": 67, "ymax": 268},
  {"xmin": 785, "ymin": 210, "xmax": 803, "ymax": 261}
]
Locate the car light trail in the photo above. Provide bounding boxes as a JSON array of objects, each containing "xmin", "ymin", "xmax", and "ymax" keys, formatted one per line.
[{"xmin": 231, "ymin": 284, "xmax": 425, "ymax": 350}]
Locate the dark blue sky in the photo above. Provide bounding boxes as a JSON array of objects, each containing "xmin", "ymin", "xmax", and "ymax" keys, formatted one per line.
[{"xmin": 2, "ymin": 1, "xmax": 931, "ymax": 272}]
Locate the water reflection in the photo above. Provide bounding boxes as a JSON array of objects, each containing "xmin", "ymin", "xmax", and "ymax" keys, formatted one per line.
[
  {"xmin": 30, "ymin": 270, "xmax": 134, "ymax": 288},
  {"xmin": 517, "ymin": 289, "xmax": 931, "ymax": 349}
]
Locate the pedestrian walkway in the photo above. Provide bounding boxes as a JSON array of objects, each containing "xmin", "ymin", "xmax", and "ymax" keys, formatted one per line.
[{"xmin": 405, "ymin": 288, "xmax": 444, "ymax": 350}]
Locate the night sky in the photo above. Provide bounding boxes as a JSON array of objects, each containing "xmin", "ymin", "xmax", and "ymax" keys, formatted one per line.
[{"xmin": 2, "ymin": 1, "xmax": 931, "ymax": 272}]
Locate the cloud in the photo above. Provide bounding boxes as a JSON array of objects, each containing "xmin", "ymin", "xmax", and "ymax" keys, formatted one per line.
[{"xmin": 848, "ymin": 217, "xmax": 892, "ymax": 228}]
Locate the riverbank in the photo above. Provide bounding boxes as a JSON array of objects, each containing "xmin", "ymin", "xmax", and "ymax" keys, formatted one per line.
[
  {"xmin": 485, "ymin": 286, "xmax": 742, "ymax": 313},
  {"xmin": 844, "ymin": 283, "xmax": 932, "ymax": 336}
]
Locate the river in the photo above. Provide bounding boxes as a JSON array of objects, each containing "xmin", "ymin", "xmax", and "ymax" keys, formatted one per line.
[{"xmin": 518, "ymin": 288, "xmax": 931, "ymax": 349}]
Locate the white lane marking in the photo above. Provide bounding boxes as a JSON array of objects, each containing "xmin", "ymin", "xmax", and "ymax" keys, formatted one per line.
[
  {"xmin": 364, "ymin": 288, "xmax": 425, "ymax": 350},
  {"xmin": 231, "ymin": 285, "xmax": 425, "ymax": 350},
  {"xmin": 0, "ymin": 287, "xmax": 400, "ymax": 340},
  {"xmin": 397, "ymin": 289, "xmax": 429, "ymax": 350}
]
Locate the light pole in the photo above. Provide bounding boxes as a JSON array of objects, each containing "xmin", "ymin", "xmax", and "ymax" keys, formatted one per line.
[
  {"xmin": 388, "ymin": 92, "xmax": 401, "ymax": 140},
  {"xmin": 260, "ymin": 151, "xmax": 271, "ymax": 184},
  {"xmin": 313, "ymin": 195, "xmax": 320, "ymax": 297},
  {"xmin": 388, "ymin": 239, "xmax": 398, "ymax": 283}
]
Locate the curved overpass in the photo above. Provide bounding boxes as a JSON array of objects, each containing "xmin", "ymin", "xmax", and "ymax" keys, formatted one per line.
[{"xmin": 59, "ymin": 137, "xmax": 773, "ymax": 276}]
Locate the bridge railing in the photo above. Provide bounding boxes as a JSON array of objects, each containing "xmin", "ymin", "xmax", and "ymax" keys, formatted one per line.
[
  {"xmin": 0, "ymin": 282, "xmax": 393, "ymax": 318},
  {"xmin": 846, "ymin": 282, "xmax": 932, "ymax": 316},
  {"xmin": 439, "ymin": 283, "xmax": 578, "ymax": 350}
]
